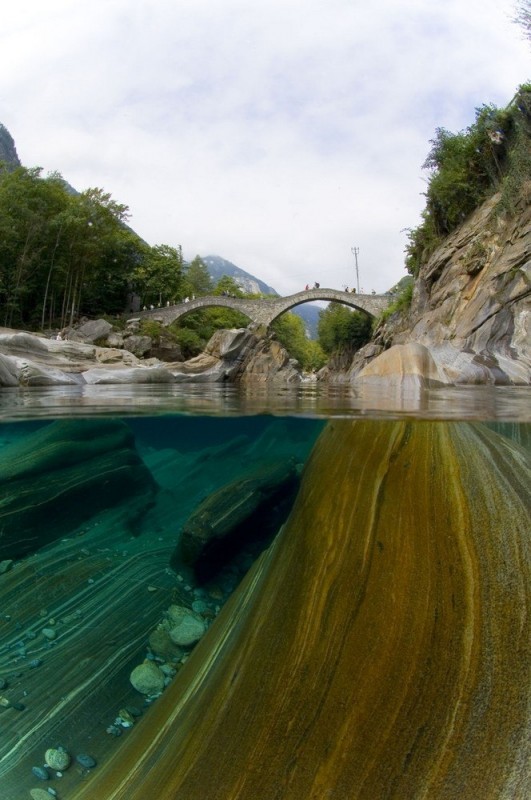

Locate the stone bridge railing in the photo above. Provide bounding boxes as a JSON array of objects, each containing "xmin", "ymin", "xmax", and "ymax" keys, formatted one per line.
[{"xmin": 131, "ymin": 288, "xmax": 391, "ymax": 328}]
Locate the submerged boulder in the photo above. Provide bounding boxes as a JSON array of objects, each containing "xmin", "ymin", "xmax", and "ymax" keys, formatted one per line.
[
  {"xmin": 77, "ymin": 420, "xmax": 530, "ymax": 799},
  {"xmin": 0, "ymin": 419, "xmax": 156, "ymax": 559},
  {"xmin": 171, "ymin": 459, "xmax": 300, "ymax": 577}
]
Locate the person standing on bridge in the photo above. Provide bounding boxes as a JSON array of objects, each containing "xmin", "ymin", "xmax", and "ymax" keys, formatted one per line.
[
  {"xmin": 314, "ymin": 281, "xmax": 320, "ymax": 289},
  {"xmin": 305, "ymin": 284, "xmax": 309, "ymax": 291}
]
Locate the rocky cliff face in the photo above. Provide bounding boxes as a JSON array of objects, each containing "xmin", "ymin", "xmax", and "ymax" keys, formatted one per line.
[
  {"xmin": 329, "ymin": 191, "xmax": 530, "ymax": 386},
  {"xmin": 0, "ymin": 124, "xmax": 21, "ymax": 169}
]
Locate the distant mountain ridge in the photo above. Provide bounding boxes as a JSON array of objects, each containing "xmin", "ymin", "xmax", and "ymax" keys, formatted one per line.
[
  {"xmin": 0, "ymin": 124, "xmax": 21, "ymax": 169},
  {"xmin": 201, "ymin": 254, "xmax": 321, "ymax": 337},
  {"xmin": 202, "ymin": 255, "xmax": 278, "ymax": 296}
]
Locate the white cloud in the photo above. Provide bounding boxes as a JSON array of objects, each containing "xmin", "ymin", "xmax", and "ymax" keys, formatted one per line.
[{"xmin": 0, "ymin": 0, "xmax": 529, "ymax": 294}]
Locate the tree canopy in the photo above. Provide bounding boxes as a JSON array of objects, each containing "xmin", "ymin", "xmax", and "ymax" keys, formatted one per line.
[
  {"xmin": 0, "ymin": 167, "xmax": 142, "ymax": 328},
  {"xmin": 317, "ymin": 303, "xmax": 372, "ymax": 355}
]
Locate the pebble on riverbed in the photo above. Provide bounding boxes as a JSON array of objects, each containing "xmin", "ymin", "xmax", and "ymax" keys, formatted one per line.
[
  {"xmin": 76, "ymin": 753, "xmax": 97, "ymax": 769},
  {"xmin": 31, "ymin": 765, "xmax": 50, "ymax": 780},
  {"xmin": 45, "ymin": 747, "xmax": 71, "ymax": 771},
  {"xmin": 30, "ymin": 788, "xmax": 55, "ymax": 800}
]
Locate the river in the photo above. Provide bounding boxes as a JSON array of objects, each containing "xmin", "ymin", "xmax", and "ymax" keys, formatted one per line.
[{"xmin": 0, "ymin": 383, "xmax": 529, "ymax": 800}]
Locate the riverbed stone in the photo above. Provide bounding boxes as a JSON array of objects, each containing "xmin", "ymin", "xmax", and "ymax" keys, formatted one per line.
[
  {"xmin": 130, "ymin": 661, "xmax": 166, "ymax": 695},
  {"xmin": 167, "ymin": 606, "xmax": 206, "ymax": 647},
  {"xmin": 0, "ymin": 419, "xmax": 156, "ymax": 560}
]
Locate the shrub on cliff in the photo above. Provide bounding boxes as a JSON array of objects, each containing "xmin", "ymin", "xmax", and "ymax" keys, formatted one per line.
[{"xmin": 405, "ymin": 84, "xmax": 531, "ymax": 277}]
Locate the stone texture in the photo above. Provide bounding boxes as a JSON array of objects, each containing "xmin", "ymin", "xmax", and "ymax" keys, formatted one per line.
[
  {"xmin": 66, "ymin": 319, "xmax": 113, "ymax": 343},
  {"xmin": 173, "ymin": 460, "xmax": 300, "ymax": 569},
  {"xmin": 122, "ymin": 335, "xmax": 152, "ymax": 357},
  {"xmin": 168, "ymin": 328, "xmax": 301, "ymax": 384},
  {"xmin": 0, "ymin": 419, "xmax": 156, "ymax": 559},
  {"xmin": 354, "ymin": 193, "xmax": 530, "ymax": 385},
  {"xmin": 72, "ymin": 420, "xmax": 530, "ymax": 800},
  {"xmin": 82, "ymin": 366, "xmax": 174, "ymax": 384},
  {"xmin": 130, "ymin": 662, "xmax": 165, "ymax": 695}
]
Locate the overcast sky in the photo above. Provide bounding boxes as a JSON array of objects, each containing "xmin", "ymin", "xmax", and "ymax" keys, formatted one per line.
[{"xmin": 1, "ymin": 1, "xmax": 529, "ymax": 295}]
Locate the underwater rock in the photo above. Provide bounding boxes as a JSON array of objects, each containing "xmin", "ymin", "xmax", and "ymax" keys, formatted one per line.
[
  {"xmin": 167, "ymin": 606, "xmax": 206, "ymax": 647},
  {"xmin": 148, "ymin": 626, "xmax": 183, "ymax": 660},
  {"xmin": 76, "ymin": 754, "xmax": 97, "ymax": 769},
  {"xmin": 172, "ymin": 459, "xmax": 300, "ymax": 572},
  {"xmin": 30, "ymin": 789, "xmax": 54, "ymax": 800},
  {"xmin": 44, "ymin": 746, "xmax": 70, "ymax": 770},
  {"xmin": 72, "ymin": 420, "xmax": 530, "ymax": 800},
  {"xmin": 129, "ymin": 661, "xmax": 165, "ymax": 695},
  {"xmin": 0, "ymin": 419, "xmax": 156, "ymax": 560}
]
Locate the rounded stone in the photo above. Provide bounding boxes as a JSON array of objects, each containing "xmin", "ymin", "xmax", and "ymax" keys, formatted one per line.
[
  {"xmin": 45, "ymin": 746, "xmax": 71, "ymax": 770},
  {"xmin": 148, "ymin": 627, "xmax": 181, "ymax": 660},
  {"xmin": 167, "ymin": 605, "xmax": 206, "ymax": 647},
  {"xmin": 129, "ymin": 661, "xmax": 165, "ymax": 695},
  {"xmin": 31, "ymin": 765, "xmax": 49, "ymax": 780},
  {"xmin": 30, "ymin": 789, "xmax": 53, "ymax": 800},
  {"xmin": 76, "ymin": 753, "xmax": 97, "ymax": 769},
  {"xmin": 42, "ymin": 628, "xmax": 56, "ymax": 641}
]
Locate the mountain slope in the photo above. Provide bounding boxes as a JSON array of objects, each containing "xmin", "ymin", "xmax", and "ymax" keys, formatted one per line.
[
  {"xmin": 0, "ymin": 124, "xmax": 21, "ymax": 169},
  {"xmin": 202, "ymin": 255, "xmax": 278, "ymax": 296}
]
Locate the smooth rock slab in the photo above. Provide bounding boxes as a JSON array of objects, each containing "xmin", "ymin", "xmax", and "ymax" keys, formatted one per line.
[
  {"xmin": 73, "ymin": 420, "xmax": 530, "ymax": 800},
  {"xmin": 0, "ymin": 419, "xmax": 156, "ymax": 559}
]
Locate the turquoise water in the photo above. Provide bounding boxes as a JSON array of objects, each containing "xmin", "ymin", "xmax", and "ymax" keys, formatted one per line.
[{"xmin": 0, "ymin": 384, "xmax": 529, "ymax": 799}]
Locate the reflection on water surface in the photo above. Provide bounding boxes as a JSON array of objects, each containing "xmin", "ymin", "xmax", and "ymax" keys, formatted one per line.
[{"xmin": 0, "ymin": 382, "xmax": 530, "ymax": 421}]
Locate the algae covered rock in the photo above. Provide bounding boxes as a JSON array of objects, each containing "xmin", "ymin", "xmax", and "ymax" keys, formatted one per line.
[
  {"xmin": 130, "ymin": 661, "xmax": 165, "ymax": 695},
  {"xmin": 167, "ymin": 605, "xmax": 206, "ymax": 647}
]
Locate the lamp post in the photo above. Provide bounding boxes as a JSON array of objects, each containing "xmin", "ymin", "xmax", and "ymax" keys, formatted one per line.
[{"xmin": 351, "ymin": 247, "xmax": 360, "ymax": 294}]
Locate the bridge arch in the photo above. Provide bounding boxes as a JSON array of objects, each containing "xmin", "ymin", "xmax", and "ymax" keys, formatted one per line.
[{"xmin": 131, "ymin": 288, "xmax": 391, "ymax": 328}]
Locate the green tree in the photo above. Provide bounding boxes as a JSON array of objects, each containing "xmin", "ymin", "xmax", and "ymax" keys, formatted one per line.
[
  {"xmin": 213, "ymin": 275, "xmax": 244, "ymax": 297},
  {"xmin": 56, "ymin": 187, "xmax": 138, "ymax": 326},
  {"xmin": 0, "ymin": 167, "xmax": 69, "ymax": 326},
  {"xmin": 185, "ymin": 255, "xmax": 213, "ymax": 296},
  {"xmin": 405, "ymin": 85, "xmax": 531, "ymax": 277},
  {"xmin": 133, "ymin": 244, "xmax": 185, "ymax": 308},
  {"xmin": 317, "ymin": 303, "xmax": 372, "ymax": 355},
  {"xmin": 272, "ymin": 312, "xmax": 327, "ymax": 371}
]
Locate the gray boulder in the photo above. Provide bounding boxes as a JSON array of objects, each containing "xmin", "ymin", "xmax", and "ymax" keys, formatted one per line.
[
  {"xmin": 82, "ymin": 366, "xmax": 174, "ymax": 384},
  {"xmin": 123, "ymin": 335, "xmax": 153, "ymax": 357},
  {"xmin": 66, "ymin": 319, "xmax": 113, "ymax": 343}
]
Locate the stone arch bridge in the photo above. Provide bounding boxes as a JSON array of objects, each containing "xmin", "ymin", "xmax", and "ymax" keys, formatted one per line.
[{"xmin": 131, "ymin": 288, "xmax": 391, "ymax": 328}]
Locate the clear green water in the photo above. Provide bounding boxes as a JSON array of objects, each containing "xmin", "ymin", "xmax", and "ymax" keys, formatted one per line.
[{"xmin": 0, "ymin": 384, "xmax": 529, "ymax": 798}]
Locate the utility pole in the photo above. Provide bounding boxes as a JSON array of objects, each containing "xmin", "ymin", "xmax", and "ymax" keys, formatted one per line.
[{"xmin": 351, "ymin": 247, "xmax": 360, "ymax": 294}]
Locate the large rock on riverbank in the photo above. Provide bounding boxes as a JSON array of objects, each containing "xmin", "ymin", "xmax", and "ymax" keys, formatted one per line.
[
  {"xmin": 325, "ymin": 192, "xmax": 530, "ymax": 387},
  {"xmin": 0, "ymin": 327, "xmax": 301, "ymax": 386}
]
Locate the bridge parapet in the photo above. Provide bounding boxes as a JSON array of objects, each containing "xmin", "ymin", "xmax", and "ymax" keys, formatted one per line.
[{"xmin": 131, "ymin": 288, "xmax": 391, "ymax": 327}]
